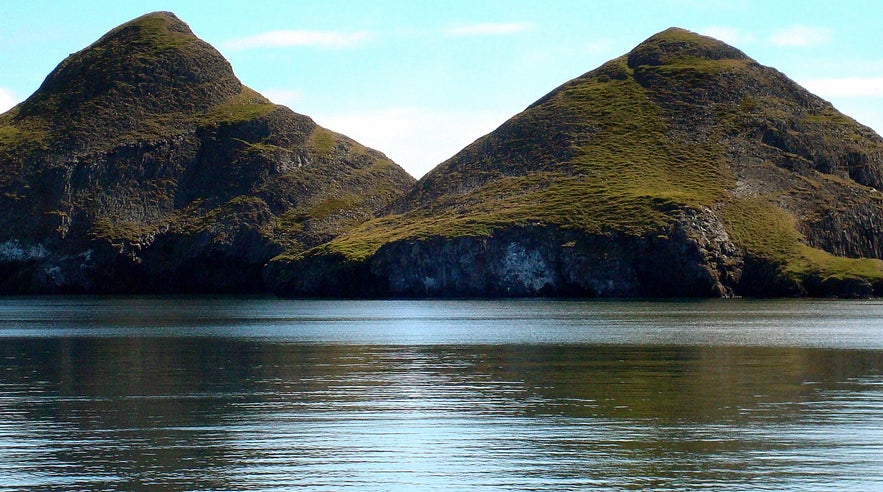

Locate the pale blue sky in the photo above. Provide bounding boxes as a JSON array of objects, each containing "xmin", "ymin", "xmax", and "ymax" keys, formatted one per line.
[{"xmin": 2, "ymin": 0, "xmax": 881, "ymax": 178}]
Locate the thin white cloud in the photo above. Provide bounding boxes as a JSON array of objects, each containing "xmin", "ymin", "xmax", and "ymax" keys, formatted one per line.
[
  {"xmin": 802, "ymin": 76, "xmax": 883, "ymax": 98},
  {"xmin": 314, "ymin": 106, "xmax": 507, "ymax": 179},
  {"xmin": 799, "ymin": 78, "xmax": 883, "ymax": 137},
  {"xmin": 0, "ymin": 87, "xmax": 18, "ymax": 113},
  {"xmin": 584, "ymin": 38, "xmax": 615, "ymax": 55},
  {"xmin": 699, "ymin": 26, "xmax": 756, "ymax": 46},
  {"xmin": 768, "ymin": 25, "xmax": 831, "ymax": 47},
  {"xmin": 443, "ymin": 22, "xmax": 534, "ymax": 37},
  {"xmin": 223, "ymin": 30, "xmax": 372, "ymax": 50},
  {"xmin": 261, "ymin": 89, "xmax": 303, "ymax": 107}
]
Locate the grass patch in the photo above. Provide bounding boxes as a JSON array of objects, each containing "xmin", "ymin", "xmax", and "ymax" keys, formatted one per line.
[
  {"xmin": 792, "ymin": 246, "xmax": 883, "ymax": 281},
  {"xmin": 0, "ymin": 125, "xmax": 20, "ymax": 146},
  {"xmin": 273, "ymin": 208, "xmax": 305, "ymax": 235},
  {"xmin": 199, "ymin": 87, "xmax": 275, "ymax": 127},
  {"xmin": 89, "ymin": 217, "xmax": 154, "ymax": 243},
  {"xmin": 0, "ymin": 110, "xmax": 51, "ymax": 152},
  {"xmin": 124, "ymin": 12, "xmax": 194, "ymax": 52},
  {"xmin": 565, "ymin": 63, "xmax": 734, "ymax": 206},
  {"xmin": 306, "ymin": 195, "xmax": 365, "ymax": 220},
  {"xmin": 721, "ymin": 197, "xmax": 801, "ymax": 260},
  {"xmin": 722, "ymin": 196, "xmax": 883, "ymax": 284},
  {"xmin": 309, "ymin": 128, "xmax": 335, "ymax": 158}
]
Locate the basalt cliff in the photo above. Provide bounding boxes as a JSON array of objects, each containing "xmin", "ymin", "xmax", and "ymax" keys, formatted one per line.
[
  {"xmin": 266, "ymin": 28, "xmax": 883, "ymax": 298},
  {"xmin": 0, "ymin": 12, "xmax": 415, "ymax": 293}
]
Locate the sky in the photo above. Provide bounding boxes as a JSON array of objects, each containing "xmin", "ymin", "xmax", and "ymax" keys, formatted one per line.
[{"xmin": 1, "ymin": 1, "xmax": 882, "ymax": 179}]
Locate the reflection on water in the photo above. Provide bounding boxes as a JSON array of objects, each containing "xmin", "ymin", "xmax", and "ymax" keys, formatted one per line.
[{"xmin": 0, "ymin": 298, "xmax": 882, "ymax": 490}]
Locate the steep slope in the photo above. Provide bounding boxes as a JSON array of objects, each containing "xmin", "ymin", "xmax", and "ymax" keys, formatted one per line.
[
  {"xmin": 0, "ymin": 12, "xmax": 415, "ymax": 293},
  {"xmin": 267, "ymin": 28, "xmax": 883, "ymax": 298}
]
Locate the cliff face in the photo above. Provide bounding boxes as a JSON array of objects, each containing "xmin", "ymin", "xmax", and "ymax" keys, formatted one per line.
[
  {"xmin": 267, "ymin": 28, "xmax": 883, "ymax": 298},
  {"xmin": 270, "ymin": 208, "xmax": 744, "ymax": 298},
  {"xmin": 0, "ymin": 12, "xmax": 415, "ymax": 293}
]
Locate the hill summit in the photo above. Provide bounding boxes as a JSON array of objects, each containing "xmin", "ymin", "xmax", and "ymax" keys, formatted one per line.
[
  {"xmin": 267, "ymin": 27, "xmax": 883, "ymax": 298},
  {"xmin": 17, "ymin": 12, "xmax": 241, "ymax": 148},
  {"xmin": 0, "ymin": 12, "xmax": 415, "ymax": 293}
]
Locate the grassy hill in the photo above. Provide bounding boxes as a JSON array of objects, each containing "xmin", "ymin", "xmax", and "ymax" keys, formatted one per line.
[
  {"xmin": 267, "ymin": 28, "xmax": 883, "ymax": 298},
  {"xmin": 0, "ymin": 12, "xmax": 414, "ymax": 293}
]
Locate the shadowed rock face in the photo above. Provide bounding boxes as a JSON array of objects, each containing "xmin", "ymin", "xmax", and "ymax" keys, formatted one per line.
[
  {"xmin": 0, "ymin": 12, "xmax": 415, "ymax": 293},
  {"xmin": 268, "ymin": 208, "xmax": 745, "ymax": 298},
  {"xmin": 267, "ymin": 27, "xmax": 883, "ymax": 298}
]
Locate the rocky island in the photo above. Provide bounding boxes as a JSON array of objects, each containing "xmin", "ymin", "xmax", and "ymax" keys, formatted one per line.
[
  {"xmin": 0, "ymin": 12, "xmax": 415, "ymax": 293},
  {"xmin": 1, "ymin": 16, "xmax": 881, "ymax": 297},
  {"xmin": 267, "ymin": 28, "xmax": 883, "ymax": 298}
]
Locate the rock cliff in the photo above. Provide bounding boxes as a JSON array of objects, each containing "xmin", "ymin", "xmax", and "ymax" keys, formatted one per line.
[
  {"xmin": 0, "ymin": 12, "xmax": 415, "ymax": 293},
  {"xmin": 266, "ymin": 28, "xmax": 883, "ymax": 298}
]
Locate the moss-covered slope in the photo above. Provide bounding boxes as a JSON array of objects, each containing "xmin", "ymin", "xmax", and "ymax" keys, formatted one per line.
[
  {"xmin": 267, "ymin": 27, "xmax": 883, "ymax": 298},
  {"xmin": 0, "ymin": 12, "xmax": 415, "ymax": 293}
]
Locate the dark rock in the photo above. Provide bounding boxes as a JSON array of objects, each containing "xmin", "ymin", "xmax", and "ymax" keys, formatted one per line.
[
  {"xmin": 805, "ymin": 275, "xmax": 875, "ymax": 299},
  {"xmin": 273, "ymin": 208, "xmax": 749, "ymax": 298}
]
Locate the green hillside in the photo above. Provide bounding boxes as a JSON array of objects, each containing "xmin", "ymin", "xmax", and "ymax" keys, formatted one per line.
[
  {"xmin": 268, "ymin": 28, "xmax": 883, "ymax": 298},
  {"xmin": 0, "ymin": 12, "xmax": 415, "ymax": 293}
]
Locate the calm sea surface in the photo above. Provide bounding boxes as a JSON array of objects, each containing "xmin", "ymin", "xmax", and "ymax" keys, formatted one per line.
[{"xmin": 0, "ymin": 297, "xmax": 881, "ymax": 491}]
